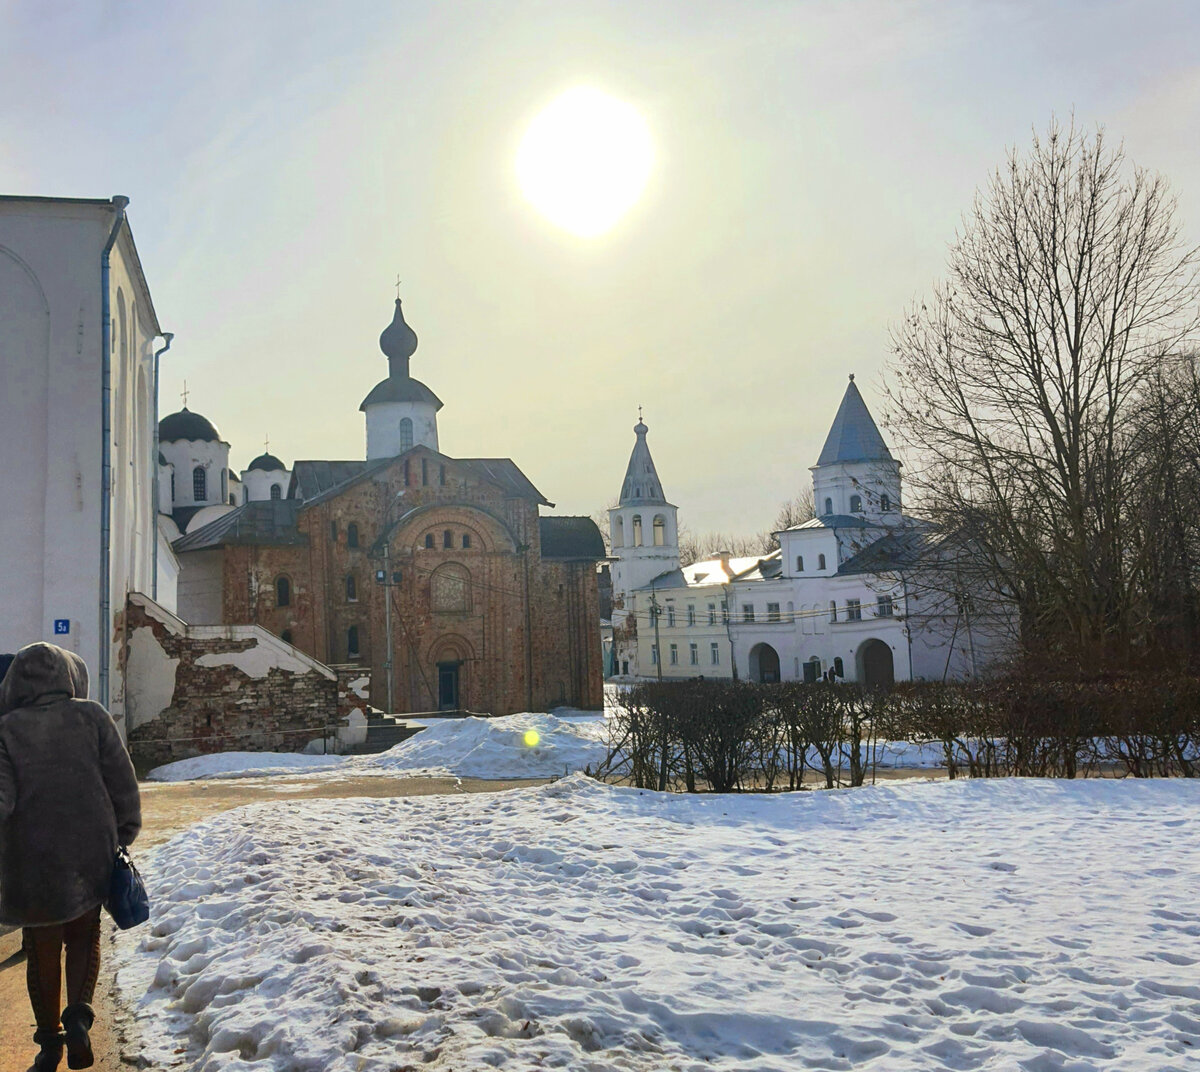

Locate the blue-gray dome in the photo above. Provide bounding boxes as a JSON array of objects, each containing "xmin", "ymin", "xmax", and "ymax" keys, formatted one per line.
[
  {"xmin": 159, "ymin": 408, "xmax": 221, "ymax": 444},
  {"xmin": 246, "ymin": 452, "xmax": 286, "ymax": 472}
]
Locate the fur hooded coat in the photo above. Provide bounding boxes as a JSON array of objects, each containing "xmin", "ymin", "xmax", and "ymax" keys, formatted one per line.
[{"xmin": 0, "ymin": 642, "xmax": 141, "ymax": 926}]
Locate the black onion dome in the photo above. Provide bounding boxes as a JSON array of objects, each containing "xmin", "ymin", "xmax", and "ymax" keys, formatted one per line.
[
  {"xmin": 159, "ymin": 407, "xmax": 221, "ymax": 443},
  {"xmin": 246, "ymin": 452, "xmax": 287, "ymax": 472},
  {"xmin": 380, "ymin": 299, "xmax": 418, "ymax": 379}
]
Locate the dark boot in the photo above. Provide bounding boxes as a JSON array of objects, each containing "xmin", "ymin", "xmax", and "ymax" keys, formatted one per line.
[
  {"xmin": 31, "ymin": 1028, "xmax": 66, "ymax": 1072},
  {"xmin": 60, "ymin": 1004, "xmax": 94, "ymax": 1070}
]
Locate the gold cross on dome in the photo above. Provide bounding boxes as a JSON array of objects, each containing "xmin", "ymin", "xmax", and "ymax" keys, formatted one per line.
[
  {"xmin": 181, "ymin": 381, "xmax": 189, "ymax": 407},
  {"xmin": 264, "ymin": 434, "xmax": 270, "ymax": 453},
  {"xmin": 395, "ymin": 274, "xmax": 402, "ymax": 300}
]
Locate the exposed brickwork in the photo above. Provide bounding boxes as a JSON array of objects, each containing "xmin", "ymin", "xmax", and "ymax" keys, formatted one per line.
[{"xmin": 207, "ymin": 449, "xmax": 603, "ymax": 714}]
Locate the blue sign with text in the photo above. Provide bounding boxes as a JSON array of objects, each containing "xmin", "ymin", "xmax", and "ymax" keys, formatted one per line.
[{"xmin": 54, "ymin": 619, "xmax": 70, "ymax": 635}]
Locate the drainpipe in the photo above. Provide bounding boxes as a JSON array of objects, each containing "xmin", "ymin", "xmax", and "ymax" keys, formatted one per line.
[
  {"xmin": 99, "ymin": 195, "xmax": 129, "ymax": 708},
  {"xmin": 151, "ymin": 333, "xmax": 174, "ymax": 601}
]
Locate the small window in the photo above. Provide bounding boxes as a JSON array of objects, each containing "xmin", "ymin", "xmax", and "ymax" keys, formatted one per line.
[
  {"xmin": 689, "ymin": 643, "xmax": 698, "ymax": 665},
  {"xmin": 632, "ymin": 515, "xmax": 643, "ymax": 546},
  {"xmin": 346, "ymin": 574, "xmax": 357, "ymax": 602},
  {"xmin": 347, "ymin": 625, "xmax": 360, "ymax": 659},
  {"xmin": 818, "ymin": 553, "xmax": 826, "ymax": 570},
  {"xmin": 686, "ymin": 604, "xmax": 696, "ymax": 627},
  {"xmin": 221, "ymin": 468, "xmax": 228, "ymax": 502},
  {"xmin": 653, "ymin": 516, "xmax": 666, "ymax": 546},
  {"xmin": 399, "ymin": 417, "xmax": 413, "ymax": 451},
  {"xmin": 850, "ymin": 494, "xmax": 863, "ymax": 513},
  {"xmin": 669, "ymin": 643, "xmax": 678, "ymax": 665},
  {"xmin": 270, "ymin": 483, "xmax": 282, "ymax": 500},
  {"xmin": 276, "ymin": 576, "xmax": 290, "ymax": 607},
  {"xmin": 824, "ymin": 497, "xmax": 833, "ymax": 515},
  {"xmin": 767, "ymin": 602, "xmax": 780, "ymax": 622},
  {"xmin": 667, "ymin": 605, "xmax": 676, "ymax": 628},
  {"xmin": 404, "ymin": 459, "xmax": 412, "ymax": 486},
  {"xmin": 847, "ymin": 599, "xmax": 862, "ymax": 621},
  {"xmin": 443, "ymin": 530, "xmax": 453, "ymax": 549},
  {"xmin": 651, "ymin": 644, "xmax": 658, "ymax": 665},
  {"xmin": 742, "ymin": 603, "xmax": 755, "ymax": 622},
  {"xmin": 439, "ymin": 464, "xmax": 447, "ymax": 487},
  {"xmin": 881, "ymin": 493, "xmax": 891, "ymax": 511},
  {"xmin": 829, "ymin": 600, "xmax": 838, "ymax": 623},
  {"xmin": 707, "ymin": 603, "xmax": 716, "ymax": 626},
  {"xmin": 229, "ymin": 494, "xmax": 236, "ymax": 505},
  {"xmin": 421, "ymin": 458, "xmax": 429, "ymax": 486},
  {"xmin": 192, "ymin": 465, "xmax": 206, "ymax": 502},
  {"xmin": 424, "ymin": 534, "xmax": 434, "ymax": 549},
  {"xmin": 281, "ymin": 629, "xmax": 293, "ymax": 644},
  {"xmin": 833, "ymin": 656, "xmax": 844, "ymax": 678},
  {"xmin": 613, "ymin": 517, "xmax": 625, "ymax": 548},
  {"xmin": 348, "ymin": 523, "xmax": 359, "ymax": 548},
  {"xmin": 330, "ymin": 521, "xmax": 338, "ymax": 540},
  {"xmin": 722, "ymin": 602, "xmax": 729, "ymax": 624},
  {"xmin": 877, "ymin": 595, "xmax": 894, "ymax": 618},
  {"xmin": 710, "ymin": 642, "xmax": 720, "ymax": 665},
  {"xmin": 462, "ymin": 533, "xmax": 472, "ymax": 549},
  {"xmin": 796, "ymin": 555, "xmax": 804, "ymax": 572},
  {"xmin": 622, "ymin": 660, "xmax": 629, "ymax": 675}
]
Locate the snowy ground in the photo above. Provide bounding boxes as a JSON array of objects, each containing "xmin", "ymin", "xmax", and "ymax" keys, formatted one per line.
[
  {"xmin": 114, "ymin": 777, "xmax": 1200, "ymax": 1070},
  {"xmin": 146, "ymin": 712, "xmax": 611, "ymax": 782}
]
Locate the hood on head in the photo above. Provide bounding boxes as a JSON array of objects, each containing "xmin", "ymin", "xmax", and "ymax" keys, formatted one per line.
[{"xmin": 0, "ymin": 642, "xmax": 87, "ymax": 715}]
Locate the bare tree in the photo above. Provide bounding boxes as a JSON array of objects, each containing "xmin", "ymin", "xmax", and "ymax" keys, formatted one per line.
[{"xmin": 886, "ymin": 119, "xmax": 1200, "ymax": 667}]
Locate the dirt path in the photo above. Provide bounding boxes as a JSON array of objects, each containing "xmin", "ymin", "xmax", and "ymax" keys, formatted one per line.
[{"xmin": 0, "ymin": 774, "xmax": 549, "ymax": 1072}]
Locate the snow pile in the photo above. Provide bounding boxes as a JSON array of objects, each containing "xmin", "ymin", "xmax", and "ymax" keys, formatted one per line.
[
  {"xmin": 145, "ymin": 751, "xmax": 344, "ymax": 782},
  {"xmin": 115, "ymin": 777, "xmax": 1200, "ymax": 1070},
  {"xmin": 360, "ymin": 711, "xmax": 610, "ymax": 779}
]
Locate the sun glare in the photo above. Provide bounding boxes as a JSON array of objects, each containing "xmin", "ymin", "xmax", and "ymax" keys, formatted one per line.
[{"xmin": 516, "ymin": 87, "xmax": 654, "ymax": 238}]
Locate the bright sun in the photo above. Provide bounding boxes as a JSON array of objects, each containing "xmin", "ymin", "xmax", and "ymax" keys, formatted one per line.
[{"xmin": 516, "ymin": 87, "xmax": 654, "ymax": 238}]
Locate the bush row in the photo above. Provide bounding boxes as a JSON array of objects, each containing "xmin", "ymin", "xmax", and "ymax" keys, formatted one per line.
[{"xmin": 594, "ymin": 676, "xmax": 1200, "ymax": 792}]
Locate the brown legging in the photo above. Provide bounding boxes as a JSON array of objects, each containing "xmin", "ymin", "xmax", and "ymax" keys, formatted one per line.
[{"xmin": 22, "ymin": 906, "xmax": 102, "ymax": 1033}]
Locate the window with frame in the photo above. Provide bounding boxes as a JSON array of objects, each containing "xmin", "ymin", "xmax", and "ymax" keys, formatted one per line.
[
  {"xmin": 742, "ymin": 603, "xmax": 755, "ymax": 622},
  {"xmin": 424, "ymin": 533, "xmax": 434, "ymax": 549},
  {"xmin": 653, "ymin": 516, "xmax": 666, "ymax": 546},
  {"xmin": 833, "ymin": 656, "xmax": 844, "ymax": 678},
  {"xmin": 632, "ymin": 515, "xmax": 643, "ymax": 546},
  {"xmin": 669, "ymin": 643, "xmax": 678, "ymax": 665},
  {"xmin": 824, "ymin": 497, "xmax": 833, "ymax": 515},
  {"xmin": 651, "ymin": 644, "xmax": 658, "ymax": 665},
  {"xmin": 667, "ymin": 605, "xmax": 676, "ymax": 628},
  {"xmin": 686, "ymin": 604, "xmax": 696, "ymax": 627},
  {"xmin": 347, "ymin": 625, "xmax": 360, "ymax": 658},
  {"xmin": 689, "ymin": 643, "xmax": 698, "ymax": 665},
  {"xmin": 847, "ymin": 599, "xmax": 862, "ymax": 621},
  {"xmin": 829, "ymin": 600, "xmax": 838, "ymax": 623},
  {"xmin": 796, "ymin": 555, "xmax": 804, "ymax": 572},
  {"xmin": 347, "ymin": 523, "xmax": 360, "ymax": 548},
  {"xmin": 398, "ymin": 417, "xmax": 414, "ymax": 451},
  {"xmin": 710, "ymin": 642, "xmax": 720, "ymax": 665},
  {"xmin": 818, "ymin": 553, "xmax": 826, "ymax": 570},
  {"xmin": 707, "ymin": 603, "xmax": 716, "ymax": 625},
  {"xmin": 275, "ymin": 576, "xmax": 290, "ymax": 607},
  {"xmin": 462, "ymin": 533, "xmax": 472, "ymax": 549},
  {"xmin": 849, "ymin": 494, "xmax": 863, "ymax": 513},
  {"xmin": 876, "ymin": 594, "xmax": 894, "ymax": 617},
  {"xmin": 192, "ymin": 465, "xmax": 206, "ymax": 502},
  {"xmin": 443, "ymin": 530, "xmax": 453, "ymax": 549},
  {"xmin": 767, "ymin": 602, "xmax": 780, "ymax": 622},
  {"xmin": 346, "ymin": 574, "xmax": 357, "ymax": 602}
]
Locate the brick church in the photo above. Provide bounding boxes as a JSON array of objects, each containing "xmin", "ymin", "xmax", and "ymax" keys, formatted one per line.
[{"xmin": 164, "ymin": 298, "xmax": 605, "ymax": 714}]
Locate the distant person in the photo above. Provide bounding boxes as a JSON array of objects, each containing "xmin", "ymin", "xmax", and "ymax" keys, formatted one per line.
[{"xmin": 0, "ymin": 642, "xmax": 141, "ymax": 1071}]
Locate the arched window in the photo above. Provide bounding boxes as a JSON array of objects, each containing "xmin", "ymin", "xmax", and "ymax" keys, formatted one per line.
[
  {"xmin": 399, "ymin": 417, "xmax": 413, "ymax": 451},
  {"xmin": 462, "ymin": 533, "xmax": 472, "ymax": 549},
  {"xmin": 632, "ymin": 515, "xmax": 643, "ymax": 546},
  {"xmin": 653, "ymin": 515, "xmax": 666, "ymax": 546},
  {"xmin": 424, "ymin": 533, "xmax": 434, "ymax": 549},
  {"xmin": 833, "ymin": 656, "xmax": 844, "ymax": 678},
  {"xmin": 880, "ymin": 493, "xmax": 891, "ymax": 511},
  {"xmin": 431, "ymin": 562, "xmax": 471, "ymax": 613},
  {"xmin": 613, "ymin": 517, "xmax": 625, "ymax": 548},
  {"xmin": 796, "ymin": 555, "xmax": 804, "ymax": 572},
  {"xmin": 192, "ymin": 466, "xmax": 206, "ymax": 502},
  {"xmin": 824, "ymin": 497, "xmax": 833, "ymax": 515},
  {"xmin": 850, "ymin": 494, "xmax": 863, "ymax": 513},
  {"xmin": 443, "ymin": 530, "xmax": 453, "ymax": 549},
  {"xmin": 347, "ymin": 626, "xmax": 360, "ymax": 658},
  {"xmin": 276, "ymin": 576, "xmax": 291, "ymax": 607},
  {"xmin": 221, "ymin": 469, "xmax": 228, "ymax": 502},
  {"xmin": 818, "ymin": 553, "xmax": 826, "ymax": 570},
  {"xmin": 346, "ymin": 574, "xmax": 357, "ymax": 602},
  {"xmin": 229, "ymin": 494, "xmax": 236, "ymax": 506},
  {"xmin": 270, "ymin": 483, "xmax": 282, "ymax": 500},
  {"xmin": 347, "ymin": 523, "xmax": 359, "ymax": 548}
]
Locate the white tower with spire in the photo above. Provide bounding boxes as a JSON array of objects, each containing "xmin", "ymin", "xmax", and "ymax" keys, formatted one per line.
[{"xmin": 361, "ymin": 297, "xmax": 442, "ymax": 460}]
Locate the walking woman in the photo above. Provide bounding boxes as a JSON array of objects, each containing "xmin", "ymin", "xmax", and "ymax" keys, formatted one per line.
[{"xmin": 0, "ymin": 642, "xmax": 141, "ymax": 1071}]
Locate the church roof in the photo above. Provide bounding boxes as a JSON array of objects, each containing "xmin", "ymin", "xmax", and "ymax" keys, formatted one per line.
[
  {"xmin": 783, "ymin": 514, "xmax": 882, "ymax": 533},
  {"xmin": 539, "ymin": 517, "xmax": 605, "ymax": 560},
  {"xmin": 246, "ymin": 452, "xmax": 287, "ymax": 473},
  {"xmin": 618, "ymin": 418, "xmax": 671, "ymax": 507},
  {"xmin": 172, "ymin": 500, "xmax": 306, "ymax": 553},
  {"xmin": 837, "ymin": 525, "xmax": 933, "ymax": 575},
  {"xmin": 815, "ymin": 376, "xmax": 894, "ymax": 467},
  {"xmin": 359, "ymin": 298, "xmax": 443, "ymax": 412},
  {"xmin": 159, "ymin": 407, "xmax": 222, "ymax": 444}
]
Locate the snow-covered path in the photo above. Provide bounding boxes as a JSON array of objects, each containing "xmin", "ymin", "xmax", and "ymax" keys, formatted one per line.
[{"xmin": 116, "ymin": 778, "xmax": 1200, "ymax": 1070}]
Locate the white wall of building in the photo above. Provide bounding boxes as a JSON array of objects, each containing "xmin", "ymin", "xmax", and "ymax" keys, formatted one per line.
[
  {"xmin": 241, "ymin": 466, "xmax": 290, "ymax": 502},
  {"xmin": 175, "ymin": 548, "xmax": 224, "ymax": 625},
  {"xmin": 365, "ymin": 400, "xmax": 438, "ymax": 460},
  {"xmin": 159, "ymin": 436, "xmax": 231, "ymax": 509}
]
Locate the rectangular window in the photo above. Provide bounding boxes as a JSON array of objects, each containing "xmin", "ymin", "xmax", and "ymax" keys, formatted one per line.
[
  {"xmin": 829, "ymin": 601, "xmax": 838, "ymax": 623},
  {"xmin": 687, "ymin": 604, "xmax": 696, "ymax": 627},
  {"xmin": 707, "ymin": 603, "xmax": 716, "ymax": 625},
  {"xmin": 710, "ymin": 642, "xmax": 720, "ymax": 665},
  {"xmin": 669, "ymin": 643, "xmax": 678, "ymax": 665},
  {"xmin": 722, "ymin": 601, "xmax": 729, "ymax": 624},
  {"xmin": 689, "ymin": 643, "xmax": 698, "ymax": 665},
  {"xmin": 651, "ymin": 644, "xmax": 658, "ymax": 665},
  {"xmin": 667, "ymin": 605, "xmax": 676, "ymax": 628},
  {"xmin": 462, "ymin": 533, "xmax": 472, "ymax": 549},
  {"xmin": 767, "ymin": 602, "xmax": 780, "ymax": 622},
  {"xmin": 742, "ymin": 603, "xmax": 755, "ymax": 622},
  {"xmin": 330, "ymin": 521, "xmax": 338, "ymax": 540},
  {"xmin": 847, "ymin": 599, "xmax": 862, "ymax": 621},
  {"xmin": 876, "ymin": 595, "xmax": 894, "ymax": 618}
]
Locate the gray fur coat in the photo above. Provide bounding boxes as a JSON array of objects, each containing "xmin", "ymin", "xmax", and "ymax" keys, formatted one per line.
[{"xmin": 0, "ymin": 643, "xmax": 141, "ymax": 926}]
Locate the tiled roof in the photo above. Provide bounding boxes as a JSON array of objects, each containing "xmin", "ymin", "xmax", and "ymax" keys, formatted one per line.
[
  {"xmin": 539, "ymin": 517, "xmax": 605, "ymax": 560},
  {"xmin": 172, "ymin": 500, "xmax": 306, "ymax": 552}
]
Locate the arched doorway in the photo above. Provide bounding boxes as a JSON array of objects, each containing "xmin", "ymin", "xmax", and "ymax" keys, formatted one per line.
[
  {"xmin": 858, "ymin": 639, "xmax": 895, "ymax": 690},
  {"xmin": 749, "ymin": 643, "xmax": 781, "ymax": 683}
]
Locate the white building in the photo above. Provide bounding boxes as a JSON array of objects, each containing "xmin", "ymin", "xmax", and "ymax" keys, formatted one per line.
[
  {"xmin": 609, "ymin": 377, "xmax": 1011, "ymax": 686},
  {"xmin": 0, "ymin": 194, "xmax": 173, "ymax": 719}
]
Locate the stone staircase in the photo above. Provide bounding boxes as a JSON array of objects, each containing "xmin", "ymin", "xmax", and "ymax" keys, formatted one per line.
[{"xmin": 344, "ymin": 710, "xmax": 425, "ymax": 755}]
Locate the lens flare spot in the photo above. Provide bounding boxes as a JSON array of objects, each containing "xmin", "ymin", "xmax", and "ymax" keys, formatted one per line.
[{"xmin": 524, "ymin": 729, "xmax": 541, "ymax": 748}]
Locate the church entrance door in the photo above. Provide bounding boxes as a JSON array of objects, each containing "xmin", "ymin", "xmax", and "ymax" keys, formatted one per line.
[
  {"xmin": 858, "ymin": 639, "xmax": 895, "ymax": 690},
  {"xmin": 437, "ymin": 661, "xmax": 461, "ymax": 710}
]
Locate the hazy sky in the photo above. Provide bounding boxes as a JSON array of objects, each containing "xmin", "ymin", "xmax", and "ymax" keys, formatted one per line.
[{"xmin": 4, "ymin": 1, "xmax": 1200, "ymax": 533}]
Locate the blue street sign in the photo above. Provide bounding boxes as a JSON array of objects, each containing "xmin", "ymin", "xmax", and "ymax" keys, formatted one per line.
[{"xmin": 54, "ymin": 619, "xmax": 70, "ymax": 635}]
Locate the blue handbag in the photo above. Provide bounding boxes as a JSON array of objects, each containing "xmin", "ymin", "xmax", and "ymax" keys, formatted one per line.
[{"xmin": 105, "ymin": 846, "xmax": 150, "ymax": 930}]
